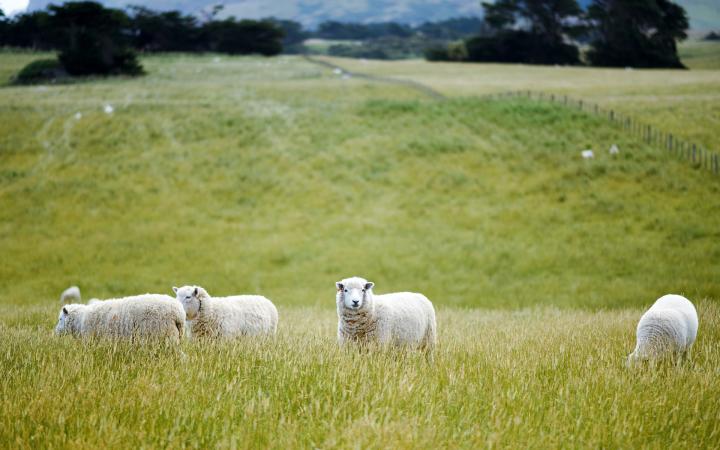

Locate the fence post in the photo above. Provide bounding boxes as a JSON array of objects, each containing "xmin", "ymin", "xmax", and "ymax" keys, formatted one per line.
[
  {"xmin": 669, "ymin": 134, "xmax": 673, "ymax": 153},
  {"xmin": 692, "ymin": 144, "xmax": 696, "ymax": 164}
]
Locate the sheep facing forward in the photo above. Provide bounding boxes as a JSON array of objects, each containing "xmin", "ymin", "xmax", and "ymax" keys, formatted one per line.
[
  {"xmin": 55, "ymin": 294, "xmax": 185, "ymax": 342},
  {"xmin": 173, "ymin": 286, "xmax": 278, "ymax": 338},
  {"xmin": 628, "ymin": 294, "xmax": 698, "ymax": 366},
  {"xmin": 336, "ymin": 276, "xmax": 436, "ymax": 351}
]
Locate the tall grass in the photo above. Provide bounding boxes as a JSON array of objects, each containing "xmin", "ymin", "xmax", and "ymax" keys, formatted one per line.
[{"xmin": 2, "ymin": 303, "xmax": 720, "ymax": 448}]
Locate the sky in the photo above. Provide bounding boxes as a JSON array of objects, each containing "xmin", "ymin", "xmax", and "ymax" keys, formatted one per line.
[
  {"xmin": 0, "ymin": 0, "xmax": 29, "ymax": 15},
  {"xmin": 12, "ymin": 0, "xmax": 720, "ymax": 30},
  {"xmin": 22, "ymin": 0, "xmax": 483, "ymax": 26}
]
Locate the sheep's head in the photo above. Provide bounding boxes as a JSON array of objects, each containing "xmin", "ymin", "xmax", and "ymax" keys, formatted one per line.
[
  {"xmin": 55, "ymin": 304, "xmax": 82, "ymax": 336},
  {"xmin": 173, "ymin": 285, "xmax": 205, "ymax": 320},
  {"xmin": 336, "ymin": 276, "xmax": 374, "ymax": 311}
]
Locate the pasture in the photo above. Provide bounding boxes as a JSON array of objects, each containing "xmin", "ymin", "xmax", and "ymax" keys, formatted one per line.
[{"xmin": 1, "ymin": 52, "xmax": 719, "ymax": 448}]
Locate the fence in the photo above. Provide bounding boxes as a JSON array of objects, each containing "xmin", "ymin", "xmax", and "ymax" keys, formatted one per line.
[{"xmin": 484, "ymin": 90, "xmax": 719, "ymax": 176}]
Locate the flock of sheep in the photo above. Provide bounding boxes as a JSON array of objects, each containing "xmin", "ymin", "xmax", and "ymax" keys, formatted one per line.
[{"xmin": 56, "ymin": 277, "xmax": 698, "ymax": 365}]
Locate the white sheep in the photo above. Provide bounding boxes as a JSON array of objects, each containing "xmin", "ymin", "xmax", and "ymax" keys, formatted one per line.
[
  {"xmin": 581, "ymin": 149, "xmax": 594, "ymax": 159},
  {"xmin": 55, "ymin": 294, "xmax": 185, "ymax": 342},
  {"xmin": 173, "ymin": 286, "xmax": 278, "ymax": 338},
  {"xmin": 335, "ymin": 276, "xmax": 436, "ymax": 351},
  {"xmin": 60, "ymin": 286, "xmax": 81, "ymax": 304},
  {"xmin": 628, "ymin": 294, "xmax": 698, "ymax": 366}
]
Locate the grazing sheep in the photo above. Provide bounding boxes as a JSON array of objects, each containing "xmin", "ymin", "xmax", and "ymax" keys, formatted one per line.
[
  {"xmin": 627, "ymin": 294, "xmax": 698, "ymax": 366},
  {"xmin": 60, "ymin": 286, "xmax": 81, "ymax": 304},
  {"xmin": 581, "ymin": 149, "xmax": 594, "ymax": 159},
  {"xmin": 55, "ymin": 294, "xmax": 185, "ymax": 342},
  {"xmin": 335, "ymin": 276, "xmax": 436, "ymax": 351},
  {"xmin": 173, "ymin": 286, "xmax": 278, "ymax": 338},
  {"xmin": 609, "ymin": 144, "xmax": 620, "ymax": 155}
]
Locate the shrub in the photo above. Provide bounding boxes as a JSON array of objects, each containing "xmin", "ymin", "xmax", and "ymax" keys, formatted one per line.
[{"xmin": 13, "ymin": 58, "xmax": 66, "ymax": 84}]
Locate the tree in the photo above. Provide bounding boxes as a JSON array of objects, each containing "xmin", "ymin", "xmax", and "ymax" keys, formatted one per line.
[
  {"xmin": 49, "ymin": 1, "xmax": 143, "ymax": 76},
  {"xmin": 1, "ymin": 11, "xmax": 55, "ymax": 49},
  {"xmin": 128, "ymin": 6, "xmax": 201, "ymax": 52},
  {"xmin": 587, "ymin": 0, "xmax": 688, "ymax": 68},
  {"xmin": 267, "ymin": 18, "xmax": 307, "ymax": 53},
  {"xmin": 203, "ymin": 19, "xmax": 284, "ymax": 56},
  {"xmin": 474, "ymin": 0, "xmax": 585, "ymax": 64}
]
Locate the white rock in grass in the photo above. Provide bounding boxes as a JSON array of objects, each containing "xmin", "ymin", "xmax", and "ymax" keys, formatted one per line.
[
  {"xmin": 581, "ymin": 149, "xmax": 594, "ymax": 159},
  {"xmin": 74, "ymin": 112, "xmax": 82, "ymax": 120},
  {"xmin": 103, "ymin": 104, "xmax": 114, "ymax": 114},
  {"xmin": 628, "ymin": 294, "xmax": 698, "ymax": 366},
  {"xmin": 335, "ymin": 276, "xmax": 437, "ymax": 352},
  {"xmin": 609, "ymin": 144, "xmax": 619, "ymax": 155}
]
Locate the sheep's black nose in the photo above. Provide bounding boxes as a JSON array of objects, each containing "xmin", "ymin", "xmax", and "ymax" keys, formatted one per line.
[{"xmin": 352, "ymin": 300, "xmax": 359, "ymax": 306}]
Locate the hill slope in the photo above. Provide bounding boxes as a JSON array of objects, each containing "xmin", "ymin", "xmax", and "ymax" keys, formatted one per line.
[{"xmin": 1, "ymin": 53, "xmax": 718, "ymax": 308}]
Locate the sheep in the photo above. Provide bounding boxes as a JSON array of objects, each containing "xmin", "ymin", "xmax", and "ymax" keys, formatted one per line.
[
  {"xmin": 55, "ymin": 294, "xmax": 185, "ymax": 342},
  {"xmin": 627, "ymin": 294, "xmax": 698, "ymax": 366},
  {"xmin": 335, "ymin": 276, "xmax": 436, "ymax": 352},
  {"xmin": 581, "ymin": 149, "xmax": 594, "ymax": 159},
  {"xmin": 172, "ymin": 285, "xmax": 278, "ymax": 338},
  {"xmin": 60, "ymin": 286, "xmax": 81, "ymax": 304}
]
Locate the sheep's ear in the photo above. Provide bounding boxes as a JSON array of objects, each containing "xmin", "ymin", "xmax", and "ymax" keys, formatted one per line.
[
  {"xmin": 62, "ymin": 307, "xmax": 68, "ymax": 315},
  {"xmin": 193, "ymin": 287, "xmax": 198, "ymax": 296},
  {"xmin": 336, "ymin": 282, "xmax": 344, "ymax": 291},
  {"xmin": 364, "ymin": 282, "xmax": 374, "ymax": 291},
  {"xmin": 172, "ymin": 286, "xmax": 178, "ymax": 294}
]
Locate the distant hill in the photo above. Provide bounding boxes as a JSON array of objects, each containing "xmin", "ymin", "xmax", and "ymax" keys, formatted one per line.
[{"xmin": 25, "ymin": 0, "xmax": 720, "ymax": 30}]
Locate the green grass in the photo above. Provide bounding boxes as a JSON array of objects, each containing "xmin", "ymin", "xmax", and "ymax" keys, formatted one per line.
[
  {"xmin": 679, "ymin": 39, "xmax": 720, "ymax": 69},
  {"xmin": 327, "ymin": 56, "xmax": 720, "ymax": 151},
  {"xmin": 1, "ymin": 53, "xmax": 719, "ymax": 447}
]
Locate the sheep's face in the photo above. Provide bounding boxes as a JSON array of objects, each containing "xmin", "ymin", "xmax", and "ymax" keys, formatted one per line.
[
  {"xmin": 54, "ymin": 305, "xmax": 80, "ymax": 335},
  {"xmin": 336, "ymin": 277, "xmax": 374, "ymax": 311},
  {"xmin": 173, "ymin": 285, "xmax": 201, "ymax": 320}
]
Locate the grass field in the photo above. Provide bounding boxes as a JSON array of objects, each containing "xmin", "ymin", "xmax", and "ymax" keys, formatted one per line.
[
  {"xmin": 679, "ymin": 39, "xmax": 720, "ymax": 70},
  {"xmin": 1, "ymin": 52, "xmax": 719, "ymax": 448},
  {"xmin": 328, "ymin": 51, "xmax": 720, "ymax": 152}
]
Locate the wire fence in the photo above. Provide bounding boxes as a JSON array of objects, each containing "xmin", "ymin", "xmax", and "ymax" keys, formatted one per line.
[
  {"xmin": 483, "ymin": 90, "xmax": 719, "ymax": 176},
  {"xmin": 303, "ymin": 55, "xmax": 718, "ymax": 177}
]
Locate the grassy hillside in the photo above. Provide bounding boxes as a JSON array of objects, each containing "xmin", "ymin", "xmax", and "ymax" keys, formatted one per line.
[
  {"xmin": 1, "ymin": 54, "xmax": 719, "ymax": 308},
  {"xmin": 1, "ymin": 53, "xmax": 719, "ymax": 447},
  {"xmin": 328, "ymin": 56, "xmax": 720, "ymax": 152}
]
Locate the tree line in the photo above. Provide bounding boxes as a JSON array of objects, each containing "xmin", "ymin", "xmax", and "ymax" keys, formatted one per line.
[
  {"xmin": 428, "ymin": 0, "xmax": 689, "ymax": 68},
  {"xmin": 0, "ymin": 2, "xmax": 286, "ymax": 77},
  {"xmin": 0, "ymin": 0, "xmax": 692, "ymax": 77}
]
